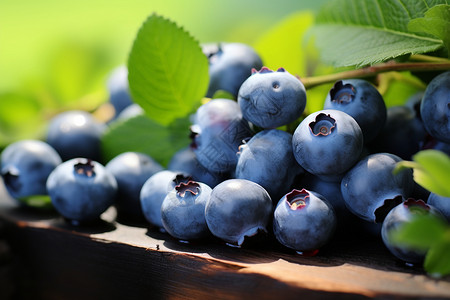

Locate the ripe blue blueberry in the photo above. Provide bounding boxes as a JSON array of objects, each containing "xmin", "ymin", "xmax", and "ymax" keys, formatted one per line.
[
  {"xmin": 381, "ymin": 198, "xmax": 443, "ymax": 264},
  {"xmin": 107, "ymin": 65, "xmax": 133, "ymax": 119},
  {"xmin": 427, "ymin": 192, "xmax": 450, "ymax": 222},
  {"xmin": 292, "ymin": 109, "xmax": 363, "ymax": 181},
  {"xmin": 203, "ymin": 42, "xmax": 263, "ymax": 98},
  {"xmin": 168, "ymin": 147, "xmax": 228, "ymax": 188},
  {"xmin": 341, "ymin": 153, "xmax": 414, "ymax": 223},
  {"xmin": 105, "ymin": 152, "xmax": 163, "ymax": 221},
  {"xmin": 46, "ymin": 110, "xmax": 106, "ymax": 162},
  {"xmin": 1, "ymin": 139, "xmax": 62, "ymax": 208},
  {"xmin": 161, "ymin": 181, "xmax": 212, "ymax": 241},
  {"xmin": 238, "ymin": 67, "xmax": 307, "ymax": 129},
  {"xmin": 324, "ymin": 79, "xmax": 386, "ymax": 142},
  {"xmin": 190, "ymin": 98, "xmax": 254, "ymax": 173},
  {"xmin": 235, "ymin": 129, "xmax": 303, "ymax": 201},
  {"xmin": 273, "ymin": 189, "xmax": 337, "ymax": 254},
  {"xmin": 46, "ymin": 158, "xmax": 118, "ymax": 225},
  {"xmin": 140, "ymin": 170, "xmax": 192, "ymax": 230},
  {"xmin": 205, "ymin": 179, "xmax": 272, "ymax": 247},
  {"xmin": 420, "ymin": 71, "xmax": 450, "ymax": 143}
]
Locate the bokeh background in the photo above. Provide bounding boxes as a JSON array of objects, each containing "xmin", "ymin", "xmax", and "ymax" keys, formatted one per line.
[{"xmin": 0, "ymin": 0, "xmax": 328, "ymax": 146}]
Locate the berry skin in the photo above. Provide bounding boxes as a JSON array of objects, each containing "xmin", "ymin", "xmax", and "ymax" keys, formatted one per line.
[
  {"xmin": 427, "ymin": 192, "xmax": 450, "ymax": 222},
  {"xmin": 107, "ymin": 65, "xmax": 133, "ymax": 119},
  {"xmin": 46, "ymin": 110, "xmax": 106, "ymax": 162},
  {"xmin": 292, "ymin": 109, "xmax": 363, "ymax": 181},
  {"xmin": 238, "ymin": 67, "xmax": 307, "ymax": 129},
  {"xmin": 205, "ymin": 179, "xmax": 272, "ymax": 247},
  {"xmin": 1, "ymin": 140, "xmax": 62, "ymax": 207},
  {"xmin": 105, "ymin": 152, "xmax": 163, "ymax": 221},
  {"xmin": 190, "ymin": 98, "xmax": 254, "ymax": 173},
  {"xmin": 341, "ymin": 153, "xmax": 414, "ymax": 223},
  {"xmin": 420, "ymin": 71, "xmax": 450, "ymax": 143},
  {"xmin": 235, "ymin": 129, "xmax": 303, "ymax": 201},
  {"xmin": 324, "ymin": 79, "xmax": 386, "ymax": 143},
  {"xmin": 46, "ymin": 158, "xmax": 118, "ymax": 224},
  {"xmin": 273, "ymin": 189, "xmax": 337, "ymax": 254},
  {"xmin": 140, "ymin": 170, "xmax": 192, "ymax": 230},
  {"xmin": 161, "ymin": 181, "xmax": 212, "ymax": 241},
  {"xmin": 203, "ymin": 42, "xmax": 263, "ymax": 98},
  {"xmin": 381, "ymin": 198, "xmax": 443, "ymax": 264},
  {"xmin": 168, "ymin": 147, "xmax": 228, "ymax": 188}
]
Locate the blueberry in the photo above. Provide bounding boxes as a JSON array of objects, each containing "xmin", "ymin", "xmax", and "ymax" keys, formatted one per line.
[
  {"xmin": 273, "ymin": 189, "xmax": 337, "ymax": 254},
  {"xmin": 46, "ymin": 158, "xmax": 118, "ymax": 224},
  {"xmin": 235, "ymin": 129, "xmax": 303, "ymax": 201},
  {"xmin": 205, "ymin": 179, "xmax": 272, "ymax": 247},
  {"xmin": 161, "ymin": 181, "xmax": 212, "ymax": 241},
  {"xmin": 368, "ymin": 105, "xmax": 427, "ymax": 160},
  {"xmin": 0, "ymin": 139, "xmax": 62, "ymax": 208},
  {"xmin": 107, "ymin": 65, "xmax": 133, "ymax": 118},
  {"xmin": 203, "ymin": 42, "xmax": 263, "ymax": 98},
  {"xmin": 292, "ymin": 109, "xmax": 363, "ymax": 181},
  {"xmin": 427, "ymin": 192, "xmax": 450, "ymax": 222},
  {"xmin": 140, "ymin": 170, "xmax": 192, "ymax": 230},
  {"xmin": 341, "ymin": 153, "xmax": 414, "ymax": 223},
  {"xmin": 105, "ymin": 152, "xmax": 163, "ymax": 221},
  {"xmin": 420, "ymin": 71, "xmax": 450, "ymax": 143},
  {"xmin": 190, "ymin": 98, "xmax": 254, "ymax": 173},
  {"xmin": 238, "ymin": 67, "xmax": 307, "ymax": 129},
  {"xmin": 168, "ymin": 147, "xmax": 228, "ymax": 188},
  {"xmin": 324, "ymin": 79, "xmax": 386, "ymax": 142},
  {"xmin": 381, "ymin": 198, "xmax": 443, "ymax": 264},
  {"xmin": 46, "ymin": 110, "xmax": 106, "ymax": 162}
]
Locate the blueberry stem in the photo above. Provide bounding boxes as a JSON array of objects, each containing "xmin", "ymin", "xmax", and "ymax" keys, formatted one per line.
[{"xmin": 300, "ymin": 60, "xmax": 450, "ymax": 89}]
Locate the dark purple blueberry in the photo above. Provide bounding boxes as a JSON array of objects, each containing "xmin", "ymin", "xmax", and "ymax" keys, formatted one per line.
[
  {"xmin": 238, "ymin": 67, "xmax": 306, "ymax": 129},
  {"xmin": 161, "ymin": 181, "xmax": 212, "ymax": 241},
  {"xmin": 140, "ymin": 170, "xmax": 192, "ymax": 230},
  {"xmin": 341, "ymin": 153, "xmax": 414, "ymax": 223},
  {"xmin": 382, "ymin": 198, "xmax": 443, "ymax": 264},
  {"xmin": 190, "ymin": 99, "xmax": 254, "ymax": 173},
  {"xmin": 273, "ymin": 189, "xmax": 337, "ymax": 254},
  {"xmin": 105, "ymin": 152, "xmax": 163, "ymax": 221},
  {"xmin": 324, "ymin": 79, "xmax": 386, "ymax": 142},
  {"xmin": 292, "ymin": 109, "xmax": 363, "ymax": 181},
  {"xmin": 1, "ymin": 139, "xmax": 62, "ymax": 208},
  {"xmin": 235, "ymin": 129, "xmax": 303, "ymax": 201},
  {"xmin": 46, "ymin": 158, "xmax": 118, "ymax": 224},
  {"xmin": 420, "ymin": 71, "xmax": 450, "ymax": 143},
  {"xmin": 203, "ymin": 42, "xmax": 263, "ymax": 98},
  {"xmin": 107, "ymin": 65, "xmax": 133, "ymax": 119},
  {"xmin": 205, "ymin": 179, "xmax": 272, "ymax": 247},
  {"xmin": 46, "ymin": 110, "xmax": 106, "ymax": 162}
]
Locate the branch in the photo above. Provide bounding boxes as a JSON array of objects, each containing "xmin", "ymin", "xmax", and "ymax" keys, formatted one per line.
[{"xmin": 300, "ymin": 61, "xmax": 450, "ymax": 89}]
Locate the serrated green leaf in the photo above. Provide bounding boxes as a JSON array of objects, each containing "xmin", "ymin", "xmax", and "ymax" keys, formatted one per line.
[
  {"xmin": 128, "ymin": 14, "xmax": 209, "ymax": 126},
  {"xmin": 311, "ymin": 0, "xmax": 447, "ymax": 67},
  {"xmin": 424, "ymin": 231, "xmax": 450, "ymax": 277},
  {"xmin": 390, "ymin": 214, "xmax": 448, "ymax": 250},
  {"xmin": 101, "ymin": 114, "xmax": 191, "ymax": 167},
  {"xmin": 408, "ymin": 5, "xmax": 450, "ymax": 57}
]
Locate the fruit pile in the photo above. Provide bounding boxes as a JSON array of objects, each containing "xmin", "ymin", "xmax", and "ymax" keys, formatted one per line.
[{"xmin": 1, "ymin": 42, "xmax": 449, "ymax": 266}]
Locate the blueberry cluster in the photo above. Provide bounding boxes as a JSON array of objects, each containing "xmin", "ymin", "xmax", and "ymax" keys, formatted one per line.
[{"xmin": 1, "ymin": 43, "xmax": 449, "ymax": 263}]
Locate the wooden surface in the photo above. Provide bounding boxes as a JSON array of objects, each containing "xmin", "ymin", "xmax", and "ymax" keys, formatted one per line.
[{"xmin": 0, "ymin": 181, "xmax": 450, "ymax": 299}]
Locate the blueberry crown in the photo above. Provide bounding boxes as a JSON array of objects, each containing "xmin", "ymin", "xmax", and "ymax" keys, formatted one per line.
[
  {"xmin": 74, "ymin": 159, "xmax": 95, "ymax": 177},
  {"xmin": 251, "ymin": 67, "xmax": 286, "ymax": 75},
  {"xmin": 285, "ymin": 189, "xmax": 309, "ymax": 210},
  {"xmin": 175, "ymin": 181, "xmax": 200, "ymax": 197}
]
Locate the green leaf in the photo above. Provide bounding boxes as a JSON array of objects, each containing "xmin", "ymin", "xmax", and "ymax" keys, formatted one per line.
[
  {"xmin": 128, "ymin": 14, "xmax": 209, "ymax": 126},
  {"xmin": 311, "ymin": 0, "xmax": 447, "ymax": 67},
  {"xmin": 389, "ymin": 214, "xmax": 448, "ymax": 250},
  {"xmin": 101, "ymin": 114, "xmax": 191, "ymax": 167},
  {"xmin": 395, "ymin": 150, "xmax": 450, "ymax": 197},
  {"xmin": 408, "ymin": 5, "xmax": 450, "ymax": 57},
  {"xmin": 424, "ymin": 231, "xmax": 450, "ymax": 277}
]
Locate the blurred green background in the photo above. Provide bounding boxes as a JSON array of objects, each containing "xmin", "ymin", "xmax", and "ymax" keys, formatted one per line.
[{"xmin": 0, "ymin": 0, "xmax": 328, "ymax": 146}]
